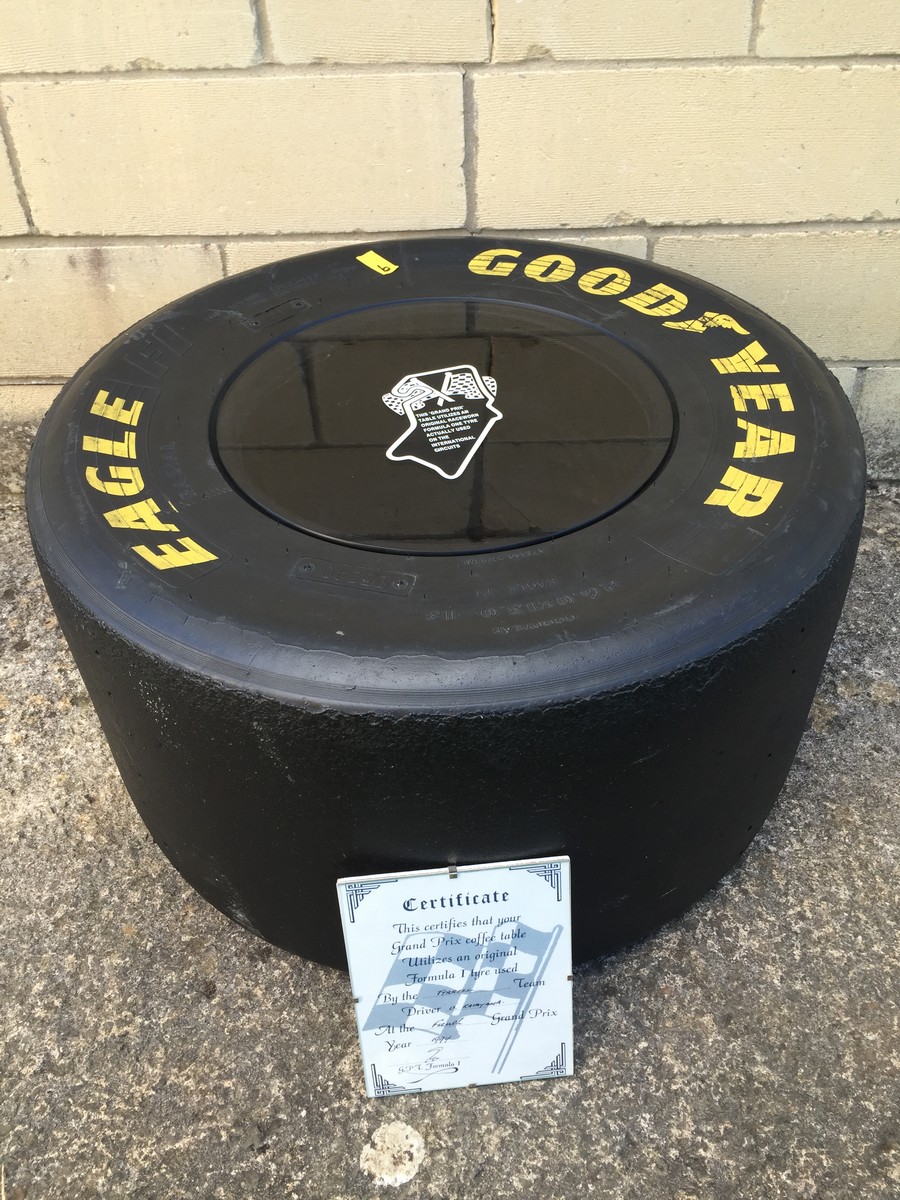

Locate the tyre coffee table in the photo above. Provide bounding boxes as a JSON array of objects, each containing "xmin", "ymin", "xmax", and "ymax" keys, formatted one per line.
[{"xmin": 26, "ymin": 238, "xmax": 866, "ymax": 968}]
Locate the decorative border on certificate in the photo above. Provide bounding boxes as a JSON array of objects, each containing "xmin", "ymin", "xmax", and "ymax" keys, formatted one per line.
[{"xmin": 337, "ymin": 857, "xmax": 573, "ymax": 1096}]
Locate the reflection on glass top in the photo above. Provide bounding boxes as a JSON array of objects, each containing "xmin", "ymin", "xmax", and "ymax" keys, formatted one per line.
[{"xmin": 214, "ymin": 299, "xmax": 674, "ymax": 554}]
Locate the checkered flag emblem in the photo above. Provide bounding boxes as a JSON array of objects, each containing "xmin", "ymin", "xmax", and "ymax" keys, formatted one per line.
[
  {"xmin": 381, "ymin": 363, "xmax": 502, "ymax": 480},
  {"xmin": 363, "ymin": 921, "xmax": 562, "ymax": 1073}
]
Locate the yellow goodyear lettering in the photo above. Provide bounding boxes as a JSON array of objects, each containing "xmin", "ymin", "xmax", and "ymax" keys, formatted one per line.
[
  {"xmin": 663, "ymin": 312, "xmax": 750, "ymax": 334},
  {"xmin": 730, "ymin": 383, "xmax": 794, "ymax": 413},
  {"xmin": 711, "ymin": 341, "xmax": 781, "ymax": 375},
  {"xmin": 733, "ymin": 419, "xmax": 795, "ymax": 459},
  {"xmin": 85, "ymin": 464, "xmax": 145, "ymax": 496},
  {"xmin": 704, "ymin": 465, "xmax": 783, "ymax": 517},
  {"xmin": 133, "ymin": 538, "xmax": 218, "ymax": 570},
  {"xmin": 619, "ymin": 283, "xmax": 688, "ymax": 319},
  {"xmin": 577, "ymin": 266, "xmax": 631, "ymax": 296},
  {"xmin": 523, "ymin": 254, "xmax": 576, "ymax": 283},
  {"xmin": 463, "ymin": 242, "xmax": 798, "ymax": 523},
  {"xmin": 468, "ymin": 248, "xmax": 522, "ymax": 277},
  {"xmin": 466, "ymin": 248, "xmax": 751, "ymax": 338}
]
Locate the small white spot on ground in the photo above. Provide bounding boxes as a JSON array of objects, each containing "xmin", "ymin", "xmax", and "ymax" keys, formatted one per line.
[{"xmin": 360, "ymin": 1120, "xmax": 425, "ymax": 1187}]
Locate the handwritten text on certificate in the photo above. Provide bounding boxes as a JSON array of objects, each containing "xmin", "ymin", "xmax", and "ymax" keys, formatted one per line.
[{"xmin": 338, "ymin": 857, "xmax": 573, "ymax": 1097}]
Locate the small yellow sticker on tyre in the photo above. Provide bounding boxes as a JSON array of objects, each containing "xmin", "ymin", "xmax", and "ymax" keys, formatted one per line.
[{"xmin": 357, "ymin": 249, "xmax": 399, "ymax": 275}]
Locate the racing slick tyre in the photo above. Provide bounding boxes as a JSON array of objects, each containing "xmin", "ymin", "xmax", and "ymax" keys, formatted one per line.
[{"xmin": 26, "ymin": 237, "xmax": 866, "ymax": 969}]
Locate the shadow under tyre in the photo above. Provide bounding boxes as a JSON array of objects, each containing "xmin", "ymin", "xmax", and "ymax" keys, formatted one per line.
[{"xmin": 26, "ymin": 237, "xmax": 866, "ymax": 969}]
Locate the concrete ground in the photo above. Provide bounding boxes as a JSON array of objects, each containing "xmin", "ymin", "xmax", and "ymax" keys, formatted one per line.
[{"xmin": 1, "ymin": 423, "xmax": 898, "ymax": 1200}]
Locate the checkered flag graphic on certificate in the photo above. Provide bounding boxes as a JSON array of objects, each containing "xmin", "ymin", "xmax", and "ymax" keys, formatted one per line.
[{"xmin": 363, "ymin": 922, "xmax": 562, "ymax": 1070}]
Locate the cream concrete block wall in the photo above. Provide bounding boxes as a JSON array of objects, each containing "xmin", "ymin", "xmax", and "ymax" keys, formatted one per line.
[
  {"xmin": 854, "ymin": 370, "xmax": 900, "ymax": 479},
  {"xmin": 0, "ymin": 151, "xmax": 26, "ymax": 234},
  {"xmin": 827, "ymin": 367, "xmax": 858, "ymax": 404},
  {"xmin": 492, "ymin": 0, "xmax": 752, "ymax": 61},
  {"xmin": 224, "ymin": 233, "xmax": 649, "ymax": 276},
  {"xmin": 756, "ymin": 0, "xmax": 900, "ymax": 57},
  {"xmin": 267, "ymin": 0, "xmax": 490, "ymax": 64},
  {"xmin": 653, "ymin": 231, "xmax": 900, "ymax": 361},
  {"xmin": 0, "ymin": 2, "xmax": 897, "ymax": 474},
  {"xmin": 496, "ymin": 234, "xmax": 649, "ymax": 258},
  {"xmin": 2, "ymin": 75, "xmax": 465, "ymax": 235},
  {"xmin": 473, "ymin": 66, "xmax": 900, "ymax": 227},
  {"xmin": 225, "ymin": 240, "xmax": 362, "ymax": 276},
  {"xmin": 0, "ymin": 0, "xmax": 257, "ymax": 72},
  {"xmin": 0, "ymin": 386, "xmax": 60, "ymax": 424},
  {"xmin": 0, "ymin": 386, "xmax": 60, "ymax": 502},
  {"xmin": 0, "ymin": 244, "xmax": 222, "ymax": 376}
]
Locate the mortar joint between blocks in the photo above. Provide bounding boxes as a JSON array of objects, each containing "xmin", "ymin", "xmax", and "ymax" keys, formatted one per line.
[
  {"xmin": 461, "ymin": 68, "xmax": 479, "ymax": 233},
  {"xmin": 749, "ymin": 0, "xmax": 766, "ymax": 55},
  {"xmin": 252, "ymin": 0, "xmax": 278, "ymax": 65},
  {"xmin": 0, "ymin": 96, "xmax": 36, "ymax": 233}
]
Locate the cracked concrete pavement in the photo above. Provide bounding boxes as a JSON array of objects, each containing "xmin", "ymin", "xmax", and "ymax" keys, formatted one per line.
[{"xmin": 1, "ymin": 423, "xmax": 898, "ymax": 1199}]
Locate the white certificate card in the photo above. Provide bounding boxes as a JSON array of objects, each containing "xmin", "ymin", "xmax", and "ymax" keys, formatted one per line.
[{"xmin": 337, "ymin": 857, "xmax": 573, "ymax": 1096}]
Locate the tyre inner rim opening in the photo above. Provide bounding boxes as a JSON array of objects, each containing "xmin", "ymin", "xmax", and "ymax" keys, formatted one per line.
[{"xmin": 213, "ymin": 299, "xmax": 676, "ymax": 555}]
